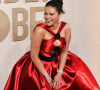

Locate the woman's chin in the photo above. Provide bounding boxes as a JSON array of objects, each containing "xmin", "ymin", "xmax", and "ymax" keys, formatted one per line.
[{"xmin": 45, "ymin": 23, "xmax": 53, "ymax": 27}]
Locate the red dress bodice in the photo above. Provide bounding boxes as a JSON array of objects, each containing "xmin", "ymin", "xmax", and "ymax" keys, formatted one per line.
[
  {"xmin": 40, "ymin": 37, "xmax": 66, "ymax": 57},
  {"xmin": 36, "ymin": 22, "xmax": 66, "ymax": 57}
]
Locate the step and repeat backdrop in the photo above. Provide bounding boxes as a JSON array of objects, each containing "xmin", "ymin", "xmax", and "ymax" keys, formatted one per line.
[{"xmin": 0, "ymin": 0, "xmax": 100, "ymax": 89}]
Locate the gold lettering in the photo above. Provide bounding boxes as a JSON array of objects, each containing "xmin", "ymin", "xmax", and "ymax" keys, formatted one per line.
[
  {"xmin": 4, "ymin": 0, "xmax": 19, "ymax": 3},
  {"xmin": 42, "ymin": 0, "xmax": 48, "ymax": 2},
  {"xmin": 12, "ymin": 8, "xmax": 28, "ymax": 41},
  {"xmin": 0, "ymin": 9, "xmax": 10, "ymax": 41},
  {"xmin": 30, "ymin": 7, "xmax": 44, "ymax": 37},
  {"xmin": 25, "ymin": 0, "xmax": 38, "ymax": 2}
]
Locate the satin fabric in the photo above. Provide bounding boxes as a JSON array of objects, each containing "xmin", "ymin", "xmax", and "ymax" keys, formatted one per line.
[{"xmin": 4, "ymin": 22, "xmax": 100, "ymax": 90}]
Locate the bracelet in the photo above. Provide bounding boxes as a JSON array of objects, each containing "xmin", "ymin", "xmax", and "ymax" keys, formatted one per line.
[
  {"xmin": 45, "ymin": 74, "xmax": 50, "ymax": 80},
  {"xmin": 57, "ymin": 69, "xmax": 63, "ymax": 74}
]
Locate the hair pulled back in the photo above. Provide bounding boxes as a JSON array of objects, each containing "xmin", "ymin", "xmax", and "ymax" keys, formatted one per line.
[{"xmin": 45, "ymin": 0, "xmax": 65, "ymax": 14}]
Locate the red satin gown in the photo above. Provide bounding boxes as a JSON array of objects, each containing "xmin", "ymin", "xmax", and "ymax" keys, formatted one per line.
[{"xmin": 4, "ymin": 22, "xmax": 100, "ymax": 90}]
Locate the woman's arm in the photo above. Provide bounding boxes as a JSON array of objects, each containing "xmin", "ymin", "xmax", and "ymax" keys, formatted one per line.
[
  {"xmin": 58, "ymin": 24, "xmax": 71, "ymax": 71},
  {"xmin": 31, "ymin": 26, "xmax": 48, "ymax": 77},
  {"xmin": 53, "ymin": 24, "xmax": 71, "ymax": 88}
]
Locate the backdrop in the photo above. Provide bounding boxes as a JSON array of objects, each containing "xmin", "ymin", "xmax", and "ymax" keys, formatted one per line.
[{"xmin": 0, "ymin": 0, "xmax": 100, "ymax": 90}]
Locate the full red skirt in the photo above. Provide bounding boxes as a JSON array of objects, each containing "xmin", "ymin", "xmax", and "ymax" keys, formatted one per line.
[{"xmin": 4, "ymin": 51, "xmax": 100, "ymax": 90}]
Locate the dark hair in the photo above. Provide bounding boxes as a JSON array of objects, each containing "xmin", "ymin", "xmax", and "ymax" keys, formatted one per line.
[{"xmin": 45, "ymin": 0, "xmax": 65, "ymax": 14}]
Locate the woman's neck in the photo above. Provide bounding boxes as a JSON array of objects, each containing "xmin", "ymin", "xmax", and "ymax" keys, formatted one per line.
[{"xmin": 50, "ymin": 22, "xmax": 60, "ymax": 31}]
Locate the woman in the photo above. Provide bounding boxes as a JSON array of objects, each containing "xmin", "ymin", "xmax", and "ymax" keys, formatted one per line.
[{"xmin": 4, "ymin": 0, "xmax": 100, "ymax": 90}]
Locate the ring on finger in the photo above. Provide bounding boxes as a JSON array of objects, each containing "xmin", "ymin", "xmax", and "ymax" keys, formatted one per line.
[
  {"xmin": 56, "ymin": 83, "xmax": 59, "ymax": 86},
  {"xmin": 54, "ymin": 83, "xmax": 56, "ymax": 87}
]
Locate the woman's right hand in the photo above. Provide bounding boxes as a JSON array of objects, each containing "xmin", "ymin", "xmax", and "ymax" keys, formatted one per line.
[{"xmin": 45, "ymin": 74, "xmax": 53, "ymax": 87}]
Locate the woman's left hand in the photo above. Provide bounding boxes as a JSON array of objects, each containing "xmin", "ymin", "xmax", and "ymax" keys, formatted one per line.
[{"xmin": 53, "ymin": 73, "xmax": 63, "ymax": 89}]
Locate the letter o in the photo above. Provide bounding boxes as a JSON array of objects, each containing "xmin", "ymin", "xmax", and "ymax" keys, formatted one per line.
[{"xmin": 0, "ymin": 9, "xmax": 10, "ymax": 41}]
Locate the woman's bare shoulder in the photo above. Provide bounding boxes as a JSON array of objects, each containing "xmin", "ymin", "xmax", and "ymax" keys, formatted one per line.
[
  {"xmin": 33, "ymin": 25, "xmax": 46, "ymax": 36},
  {"xmin": 64, "ymin": 23, "xmax": 71, "ymax": 33}
]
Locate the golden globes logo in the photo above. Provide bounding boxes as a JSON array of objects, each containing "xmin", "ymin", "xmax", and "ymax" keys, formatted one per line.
[{"xmin": 0, "ymin": 0, "xmax": 47, "ymax": 41}]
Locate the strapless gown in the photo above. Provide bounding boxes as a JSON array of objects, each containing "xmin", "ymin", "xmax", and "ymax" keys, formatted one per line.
[{"xmin": 4, "ymin": 22, "xmax": 100, "ymax": 90}]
